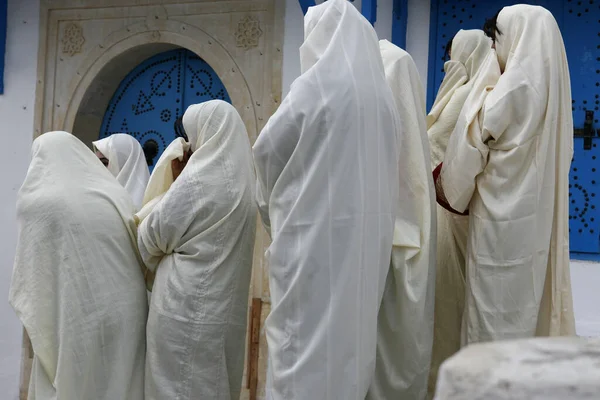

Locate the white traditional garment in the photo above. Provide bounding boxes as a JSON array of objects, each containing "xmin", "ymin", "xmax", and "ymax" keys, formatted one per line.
[
  {"xmin": 134, "ymin": 138, "xmax": 190, "ymax": 225},
  {"xmin": 93, "ymin": 133, "xmax": 150, "ymax": 209},
  {"xmin": 9, "ymin": 131, "xmax": 147, "ymax": 400},
  {"xmin": 367, "ymin": 40, "xmax": 436, "ymax": 400},
  {"xmin": 139, "ymin": 100, "xmax": 257, "ymax": 400},
  {"xmin": 427, "ymin": 30, "xmax": 492, "ymax": 168},
  {"xmin": 253, "ymin": 1, "xmax": 400, "ymax": 398},
  {"xmin": 426, "ymin": 29, "xmax": 495, "ymax": 397},
  {"xmin": 441, "ymin": 5, "xmax": 576, "ymax": 344}
]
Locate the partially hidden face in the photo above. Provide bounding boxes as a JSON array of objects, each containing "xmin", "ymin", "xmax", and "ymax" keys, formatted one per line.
[{"xmin": 95, "ymin": 150, "xmax": 109, "ymax": 167}]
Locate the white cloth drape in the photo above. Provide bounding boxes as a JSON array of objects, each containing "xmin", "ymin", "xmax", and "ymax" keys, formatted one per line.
[
  {"xmin": 441, "ymin": 4, "xmax": 576, "ymax": 344},
  {"xmin": 10, "ymin": 131, "xmax": 147, "ymax": 400},
  {"xmin": 426, "ymin": 29, "xmax": 495, "ymax": 397},
  {"xmin": 140, "ymin": 100, "xmax": 257, "ymax": 400},
  {"xmin": 427, "ymin": 30, "xmax": 492, "ymax": 168},
  {"xmin": 366, "ymin": 40, "xmax": 436, "ymax": 400},
  {"xmin": 93, "ymin": 133, "xmax": 150, "ymax": 209},
  {"xmin": 253, "ymin": 1, "xmax": 399, "ymax": 398},
  {"xmin": 134, "ymin": 138, "xmax": 190, "ymax": 225}
]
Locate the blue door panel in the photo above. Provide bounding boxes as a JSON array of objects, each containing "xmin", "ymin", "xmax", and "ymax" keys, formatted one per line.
[
  {"xmin": 562, "ymin": 2, "xmax": 600, "ymax": 254},
  {"xmin": 570, "ymin": 139, "xmax": 600, "ymax": 253},
  {"xmin": 182, "ymin": 52, "xmax": 231, "ymax": 109},
  {"xmin": 100, "ymin": 49, "xmax": 231, "ymax": 170}
]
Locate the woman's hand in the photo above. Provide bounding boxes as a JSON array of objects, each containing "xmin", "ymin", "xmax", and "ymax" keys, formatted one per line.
[
  {"xmin": 145, "ymin": 268, "xmax": 156, "ymax": 292},
  {"xmin": 171, "ymin": 150, "xmax": 191, "ymax": 181}
]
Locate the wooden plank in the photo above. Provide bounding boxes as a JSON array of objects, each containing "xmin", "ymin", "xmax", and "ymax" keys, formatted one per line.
[
  {"xmin": 246, "ymin": 299, "xmax": 253, "ymax": 389},
  {"xmin": 247, "ymin": 298, "xmax": 262, "ymax": 400},
  {"xmin": 20, "ymin": 328, "xmax": 33, "ymax": 400}
]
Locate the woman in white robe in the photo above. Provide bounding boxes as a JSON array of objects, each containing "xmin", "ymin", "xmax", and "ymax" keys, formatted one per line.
[
  {"xmin": 139, "ymin": 100, "xmax": 257, "ymax": 400},
  {"xmin": 9, "ymin": 131, "xmax": 147, "ymax": 400},
  {"xmin": 427, "ymin": 30, "xmax": 492, "ymax": 167},
  {"xmin": 93, "ymin": 133, "xmax": 150, "ymax": 209},
  {"xmin": 426, "ymin": 29, "xmax": 495, "ymax": 396},
  {"xmin": 440, "ymin": 4, "xmax": 576, "ymax": 345},
  {"xmin": 253, "ymin": 1, "xmax": 400, "ymax": 398},
  {"xmin": 367, "ymin": 40, "xmax": 436, "ymax": 400}
]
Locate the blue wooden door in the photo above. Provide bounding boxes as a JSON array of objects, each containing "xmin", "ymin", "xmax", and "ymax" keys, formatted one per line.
[
  {"xmin": 428, "ymin": 0, "xmax": 600, "ymax": 258},
  {"xmin": 562, "ymin": 2, "xmax": 600, "ymax": 256},
  {"xmin": 100, "ymin": 49, "xmax": 231, "ymax": 170}
]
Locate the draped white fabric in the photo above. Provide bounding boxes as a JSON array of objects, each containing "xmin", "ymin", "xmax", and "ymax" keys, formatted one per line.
[
  {"xmin": 367, "ymin": 40, "xmax": 436, "ymax": 400},
  {"xmin": 426, "ymin": 29, "xmax": 494, "ymax": 397},
  {"xmin": 427, "ymin": 30, "xmax": 492, "ymax": 168},
  {"xmin": 139, "ymin": 100, "xmax": 257, "ymax": 400},
  {"xmin": 93, "ymin": 133, "xmax": 150, "ymax": 209},
  {"xmin": 441, "ymin": 5, "xmax": 576, "ymax": 344},
  {"xmin": 134, "ymin": 138, "xmax": 190, "ymax": 225},
  {"xmin": 10, "ymin": 131, "xmax": 147, "ymax": 400},
  {"xmin": 253, "ymin": 1, "xmax": 399, "ymax": 398}
]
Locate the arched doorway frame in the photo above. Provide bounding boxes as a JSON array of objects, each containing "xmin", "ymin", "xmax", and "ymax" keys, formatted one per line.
[{"xmin": 63, "ymin": 20, "xmax": 258, "ymax": 142}]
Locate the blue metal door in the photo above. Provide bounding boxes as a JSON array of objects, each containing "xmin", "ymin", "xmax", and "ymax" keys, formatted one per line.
[
  {"xmin": 428, "ymin": 0, "xmax": 600, "ymax": 258},
  {"xmin": 100, "ymin": 49, "xmax": 231, "ymax": 170}
]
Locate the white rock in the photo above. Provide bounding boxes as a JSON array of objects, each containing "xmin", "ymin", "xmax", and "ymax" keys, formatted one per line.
[{"xmin": 434, "ymin": 337, "xmax": 600, "ymax": 400}]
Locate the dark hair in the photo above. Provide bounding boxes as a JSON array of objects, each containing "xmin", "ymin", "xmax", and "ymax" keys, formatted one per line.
[
  {"xmin": 174, "ymin": 116, "xmax": 189, "ymax": 142},
  {"xmin": 143, "ymin": 139, "xmax": 159, "ymax": 166},
  {"xmin": 444, "ymin": 38, "xmax": 453, "ymax": 61},
  {"xmin": 483, "ymin": 9, "xmax": 503, "ymax": 43}
]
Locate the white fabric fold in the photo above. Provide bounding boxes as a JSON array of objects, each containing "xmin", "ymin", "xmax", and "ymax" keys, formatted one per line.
[
  {"xmin": 253, "ymin": 1, "xmax": 400, "ymax": 398},
  {"xmin": 140, "ymin": 100, "xmax": 257, "ymax": 400},
  {"xmin": 441, "ymin": 4, "xmax": 575, "ymax": 344},
  {"xmin": 93, "ymin": 133, "xmax": 150, "ymax": 209},
  {"xmin": 367, "ymin": 40, "xmax": 436, "ymax": 400},
  {"xmin": 134, "ymin": 137, "xmax": 190, "ymax": 225},
  {"xmin": 427, "ymin": 30, "xmax": 492, "ymax": 168},
  {"xmin": 10, "ymin": 131, "xmax": 147, "ymax": 400}
]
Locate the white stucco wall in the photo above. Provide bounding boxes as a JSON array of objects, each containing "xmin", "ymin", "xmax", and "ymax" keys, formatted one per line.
[
  {"xmin": 570, "ymin": 260, "xmax": 600, "ymax": 337},
  {"xmin": 406, "ymin": 0, "xmax": 430, "ymax": 91},
  {"xmin": 0, "ymin": 0, "xmax": 39, "ymax": 397}
]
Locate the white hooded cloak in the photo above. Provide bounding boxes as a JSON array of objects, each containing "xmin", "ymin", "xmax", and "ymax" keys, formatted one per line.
[
  {"xmin": 426, "ymin": 30, "xmax": 495, "ymax": 396},
  {"xmin": 441, "ymin": 5, "xmax": 576, "ymax": 344},
  {"xmin": 427, "ymin": 30, "xmax": 493, "ymax": 168},
  {"xmin": 139, "ymin": 100, "xmax": 257, "ymax": 400},
  {"xmin": 10, "ymin": 131, "xmax": 147, "ymax": 400},
  {"xmin": 367, "ymin": 40, "xmax": 436, "ymax": 400},
  {"xmin": 93, "ymin": 133, "xmax": 150, "ymax": 209},
  {"xmin": 252, "ymin": 1, "xmax": 400, "ymax": 398}
]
